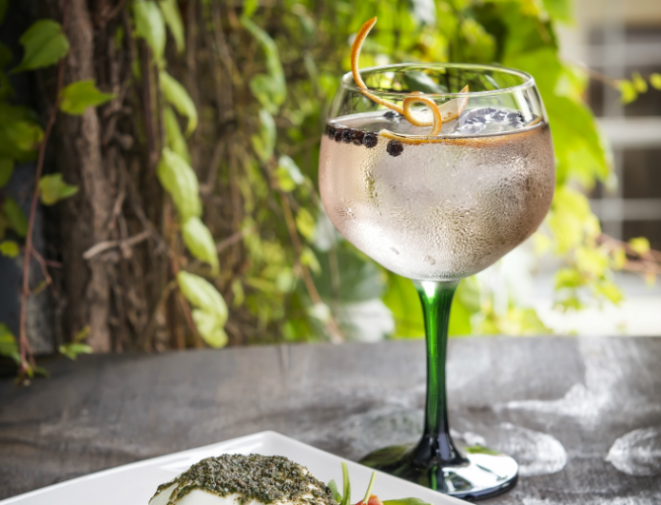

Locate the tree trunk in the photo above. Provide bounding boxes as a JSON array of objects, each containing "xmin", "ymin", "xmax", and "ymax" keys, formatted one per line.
[{"xmin": 54, "ymin": 0, "xmax": 112, "ymax": 351}]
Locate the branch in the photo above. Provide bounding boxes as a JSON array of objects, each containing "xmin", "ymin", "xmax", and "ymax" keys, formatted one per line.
[
  {"xmin": 18, "ymin": 0, "xmax": 71, "ymax": 380},
  {"xmin": 82, "ymin": 230, "xmax": 151, "ymax": 259}
]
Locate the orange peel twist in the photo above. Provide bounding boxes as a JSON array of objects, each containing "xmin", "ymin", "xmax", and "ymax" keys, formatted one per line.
[{"xmin": 351, "ymin": 17, "xmax": 442, "ymax": 136}]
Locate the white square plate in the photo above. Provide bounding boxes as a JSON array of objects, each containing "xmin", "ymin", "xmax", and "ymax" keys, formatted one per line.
[{"xmin": 0, "ymin": 431, "xmax": 468, "ymax": 505}]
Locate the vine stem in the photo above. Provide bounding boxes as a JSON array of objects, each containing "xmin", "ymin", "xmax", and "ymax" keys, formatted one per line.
[{"xmin": 18, "ymin": 0, "xmax": 70, "ymax": 378}]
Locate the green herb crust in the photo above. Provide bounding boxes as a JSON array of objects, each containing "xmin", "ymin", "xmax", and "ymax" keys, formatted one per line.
[{"xmin": 152, "ymin": 454, "xmax": 339, "ymax": 505}]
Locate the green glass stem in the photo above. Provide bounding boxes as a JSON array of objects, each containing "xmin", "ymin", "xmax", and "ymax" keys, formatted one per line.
[{"xmin": 409, "ymin": 280, "xmax": 467, "ymax": 469}]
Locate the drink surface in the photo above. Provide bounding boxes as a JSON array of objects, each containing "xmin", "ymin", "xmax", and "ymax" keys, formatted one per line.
[{"xmin": 319, "ymin": 109, "xmax": 555, "ymax": 281}]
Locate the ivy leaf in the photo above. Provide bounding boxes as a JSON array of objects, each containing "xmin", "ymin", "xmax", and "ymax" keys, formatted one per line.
[
  {"xmin": 157, "ymin": 147, "xmax": 201, "ymax": 221},
  {"xmin": 301, "ymin": 246, "xmax": 321, "ymax": 274},
  {"xmin": 158, "ymin": 0, "xmax": 185, "ymax": 54},
  {"xmin": 0, "ymin": 157, "xmax": 13, "ymax": 188},
  {"xmin": 617, "ymin": 80, "xmax": 637, "ymax": 104},
  {"xmin": 0, "ymin": 323, "xmax": 20, "ymax": 365},
  {"xmin": 541, "ymin": 0, "xmax": 573, "ymax": 24},
  {"xmin": 163, "ymin": 106, "xmax": 191, "ymax": 163},
  {"xmin": 39, "ymin": 173, "xmax": 79, "ymax": 205},
  {"xmin": 276, "ymin": 155, "xmax": 303, "ymax": 191},
  {"xmin": 11, "ymin": 20, "xmax": 69, "ymax": 73},
  {"xmin": 241, "ymin": 17, "xmax": 286, "ymax": 112},
  {"xmin": 243, "ymin": 0, "xmax": 259, "ymax": 18},
  {"xmin": 251, "ymin": 108, "xmax": 275, "ymax": 162},
  {"xmin": 59, "ymin": 342, "xmax": 93, "ymax": 360},
  {"xmin": 0, "ymin": 240, "xmax": 19, "ymax": 258},
  {"xmin": 177, "ymin": 271, "xmax": 228, "ymax": 348},
  {"xmin": 296, "ymin": 208, "xmax": 315, "ymax": 240},
  {"xmin": 0, "ymin": 104, "xmax": 44, "ymax": 159},
  {"xmin": 191, "ymin": 310, "xmax": 228, "ymax": 348},
  {"xmin": 629, "ymin": 237, "xmax": 650, "ymax": 256},
  {"xmin": 177, "ymin": 271, "xmax": 228, "ymax": 324},
  {"xmin": 2, "ymin": 197, "xmax": 27, "ymax": 237},
  {"xmin": 650, "ymin": 73, "xmax": 661, "ymax": 90},
  {"xmin": 631, "ymin": 72, "xmax": 648, "ymax": 93},
  {"xmin": 160, "ymin": 70, "xmax": 198, "ymax": 135},
  {"xmin": 133, "ymin": 1, "xmax": 166, "ymax": 62},
  {"xmin": 182, "ymin": 216, "xmax": 220, "ymax": 275},
  {"xmin": 59, "ymin": 80, "xmax": 114, "ymax": 115}
]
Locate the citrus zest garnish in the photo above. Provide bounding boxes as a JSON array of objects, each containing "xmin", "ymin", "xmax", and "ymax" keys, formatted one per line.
[
  {"xmin": 351, "ymin": 18, "xmax": 470, "ymax": 138},
  {"xmin": 402, "ymin": 94, "xmax": 442, "ymax": 135},
  {"xmin": 351, "ymin": 18, "xmax": 404, "ymax": 115}
]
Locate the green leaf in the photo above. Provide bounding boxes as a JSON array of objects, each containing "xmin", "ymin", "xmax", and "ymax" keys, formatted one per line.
[
  {"xmin": 59, "ymin": 80, "xmax": 114, "ymax": 115},
  {"xmin": 541, "ymin": 0, "xmax": 573, "ymax": 24},
  {"xmin": 163, "ymin": 106, "xmax": 191, "ymax": 163},
  {"xmin": 177, "ymin": 271, "xmax": 228, "ymax": 324},
  {"xmin": 360, "ymin": 472, "xmax": 377, "ymax": 505},
  {"xmin": 383, "ymin": 273, "xmax": 424, "ymax": 338},
  {"xmin": 631, "ymin": 72, "xmax": 648, "ymax": 93},
  {"xmin": 327, "ymin": 480, "xmax": 342, "ymax": 503},
  {"xmin": 0, "ymin": 104, "xmax": 44, "ymax": 159},
  {"xmin": 296, "ymin": 208, "xmax": 315, "ymax": 240},
  {"xmin": 157, "ymin": 147, "xmax": 201, "ymax": 221},
  {"xmin": 617, "ymin": 80, "xmax": 637, "ymax": 104},
  {"xmin": 276, "ymin": 155, "xmax": 303, "ymax": 191},
  {"xmin": 133, "ymin": 1, "xmax": 166, "ymax": 62},
  {"xmin": 243, "ymin": 0, "xmax": 259, "ymax": 18},
  {"xmin": 464, "ymin": 445, "xmax": 500, "ymax": 455},
  {"xmin": 629, "ymin": 237, "xmax": 650, "ymax": 256},
  {"xmin": 191, "ymin": 309, "xmax": 228, "ymax": 348},
  {"xmin": 160, "ymin": 70, "xmax": 198, "ymax": 135},
  {"xmin": 650, "ymin": 73, "xmax": 661, "ymax": 90},
  {"xmin": 39, "ymin": 173, "xmax": 79, "ymax": 205},
  {"xmin": 241, "ymin": 17, "xmax": 286, "ymax": 112},
  {"xmin": 177, "ymin": 271, "xmax": 229, "ymax": 348},
  {"xmin": 340, "ymin": 462, "xmax": 351, "ymax": 505},
  {"xmin": 0, "ymin": 157, "xmax": 13, "ymax": 188},
  {"xmin": 182, "ymin": 216, "xmax": 220, "ymax": 275},
  {"xmin": 251, "ymin": 108, "xmax": 276, "ymax": 162},
  {"xmin": 301, "ymin": 246, "xmax": 321, "ymax": 274},
  {"xmin": 11, "ymin": 20, "xmax": 69, "ymax": 73},
  {"xmin": 2, "ymin": 197, "xmax": 27, "ymax": 237},
  {"xmin": 59, "ymin": 342, "xmax": 93, "ymax": 360},
  {"xmin": 158, "ymin": 0, "xmax": 185, "ymax": 54},
  {"xmin": 0, "ymin": 323, "xmax": 20, "ymax": 365},
  {"xmin": 0, "ymin": 240, "xmax": 19, "ymax": 258},
  {"xmin": 73, "ymin": 325, "xmax": 91, "ymax": 343}
]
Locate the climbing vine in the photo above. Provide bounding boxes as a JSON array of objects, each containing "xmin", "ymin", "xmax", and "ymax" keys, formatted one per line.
[{"xmin": 0, "ymin": 0, "xmax": 660, "ymax": 381}]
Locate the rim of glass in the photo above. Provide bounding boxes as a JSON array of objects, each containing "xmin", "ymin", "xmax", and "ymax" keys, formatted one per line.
[{"xmin": 340, "ymin": 62, "xmax": 536, "ymax": 98}]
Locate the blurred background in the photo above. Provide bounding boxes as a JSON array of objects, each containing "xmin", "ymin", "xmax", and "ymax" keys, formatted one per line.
[{"xmin": 0, "ymin": 0, "xmax": 659, "ymax": 376}]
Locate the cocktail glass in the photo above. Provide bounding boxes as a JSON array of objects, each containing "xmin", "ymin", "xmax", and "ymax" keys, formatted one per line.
[{"xmin": 319, "ymin": 63, "xmax": 555, "ymax": 500}]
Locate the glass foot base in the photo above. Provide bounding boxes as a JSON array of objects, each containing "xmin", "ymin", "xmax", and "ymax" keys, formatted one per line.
[{"xmin": 360, "ymin": 444, "xmax": 518, "ymax": 501}]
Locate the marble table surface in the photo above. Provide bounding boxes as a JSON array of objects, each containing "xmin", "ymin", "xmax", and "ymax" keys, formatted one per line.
[{"xmin": 1, "ymin": 337, "xmax": 660, "ymax": 503}]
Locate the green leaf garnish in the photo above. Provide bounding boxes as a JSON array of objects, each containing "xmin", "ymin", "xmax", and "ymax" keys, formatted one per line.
[
  {"xmin": 327, "ymin": 479, "xmax": 342, "ymax": 503},
  {"xmin": 360, "ymin": 472, "xmax": 377, "ymax": 505},
  {"xmin": 340, "ymin": 462, "xmax": 351, "ymax": 505}
]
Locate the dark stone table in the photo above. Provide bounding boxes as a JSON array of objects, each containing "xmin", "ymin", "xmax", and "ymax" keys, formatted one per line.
[{"xmin": 1, "ymin": 337, "xmax": 661, "ymax": 503}]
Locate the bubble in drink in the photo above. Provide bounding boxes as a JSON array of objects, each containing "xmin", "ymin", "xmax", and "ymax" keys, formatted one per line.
[{"xmin": 319, "ymin": 109, "xmax": 555, "ymax": 281}]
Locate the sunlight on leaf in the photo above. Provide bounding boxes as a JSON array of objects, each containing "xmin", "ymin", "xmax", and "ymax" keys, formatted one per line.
[{"xmin": 157, "ymin": 148, "xmax": 201, "ymax": 221}]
